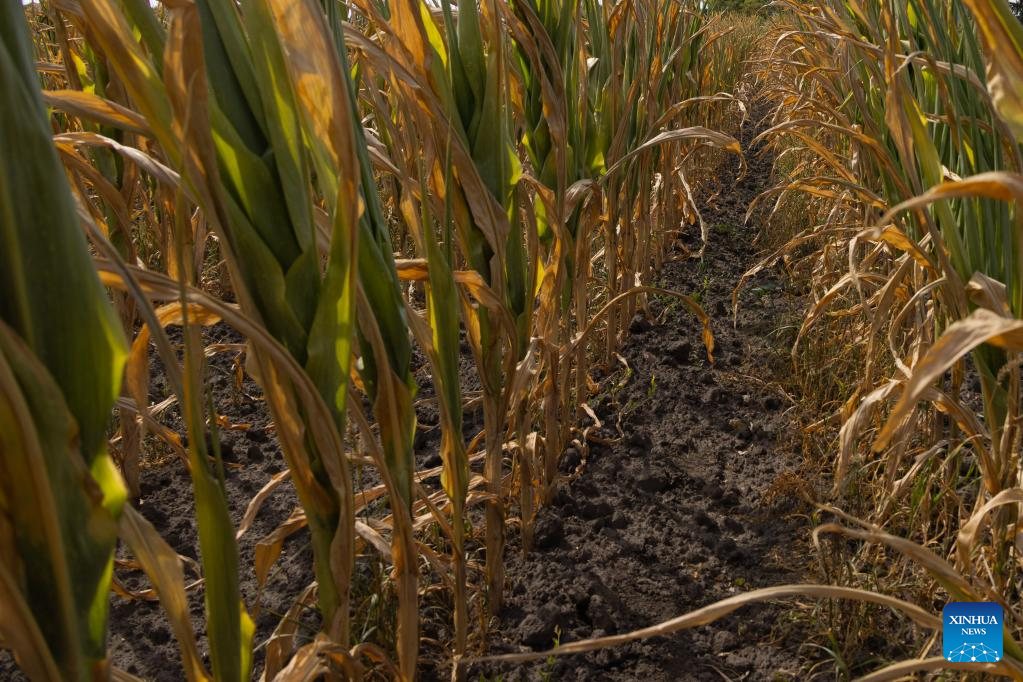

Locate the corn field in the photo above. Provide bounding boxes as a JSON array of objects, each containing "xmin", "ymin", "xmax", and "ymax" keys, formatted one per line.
[{"xmin": 4, "ymin": 0, "xmax": 1023, "ymax": 679}]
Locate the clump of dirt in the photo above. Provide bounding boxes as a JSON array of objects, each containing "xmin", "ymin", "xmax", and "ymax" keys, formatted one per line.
[{"xmin": 466, "ymin": 115, "xmax": 820, "ymax": 681}]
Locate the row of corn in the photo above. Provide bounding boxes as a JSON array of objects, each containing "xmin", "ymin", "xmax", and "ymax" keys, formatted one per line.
[
  {"xmin": 0, "ymin": 0, "xmax": 748, "ymax": 679},
  {"xmin": 751, "ymin": 0, "xmax": 1023, "ymax": 675}
]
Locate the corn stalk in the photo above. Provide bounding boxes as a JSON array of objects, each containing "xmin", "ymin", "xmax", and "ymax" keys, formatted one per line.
[{"xmin": 0, "ymin": 4, "xmax": 127, "ymax": 678}]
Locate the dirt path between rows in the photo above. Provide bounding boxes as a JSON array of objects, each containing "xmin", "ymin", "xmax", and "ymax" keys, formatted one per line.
[{"xmin": 471, "ymin": 112, "xmax": 818, "ymax": 681}]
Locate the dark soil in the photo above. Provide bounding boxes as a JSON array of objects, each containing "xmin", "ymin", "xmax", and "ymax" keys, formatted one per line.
[
  {"xmin": 467, "ymin": 116, "xmax": 819, "ymax": 681},
  {"xmin": 1, "ymin": 114, "xmax": 820, "ymax": 681}
]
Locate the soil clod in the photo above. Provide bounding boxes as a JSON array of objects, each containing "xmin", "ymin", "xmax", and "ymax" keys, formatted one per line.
[
  {"xmin": 667, "ymin": 339, "xmax": 692, "ymax": 364},
  {"xmin": 559, "ymin": 447, "xmax": 582, "ymax": 473},
  {"xmin": 629, "ymin": 313, "xmax": 651, "ymax": 333},
  {"xmin": 533, "ymin": 513, "xmax": 565, "ymax": 550},
  {"xmin": 246, "ymin": 444, "xmax": 264, "ymax": 463}
]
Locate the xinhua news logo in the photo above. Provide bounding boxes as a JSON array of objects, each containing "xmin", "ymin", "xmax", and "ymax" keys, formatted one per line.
[{"xmin": 943, "ymin": 602, "xmax": 1003, "ymax": 663}]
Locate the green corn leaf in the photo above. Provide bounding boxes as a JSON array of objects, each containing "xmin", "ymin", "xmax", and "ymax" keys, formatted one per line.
[
  {"xmin": 0, "ymin": 324, "xmax": 123, "ymax": 681},
  {"xmin": 239, "ymin": 0, "xmax": 316, "ymax": 253},
  {"xmin": 0, "ymin": 3, "xmax": 127, "ymax": 462},
  {"xmin": 197, "ymin": 0, "xmax": 268, "ymax": 151},
  {"xmin": 0, "ymin": 7, "xmax": 127, "ymax": 678},
  {"xmin": 456, "ymin": 0, "xmax": 486, "ymax": 106}
]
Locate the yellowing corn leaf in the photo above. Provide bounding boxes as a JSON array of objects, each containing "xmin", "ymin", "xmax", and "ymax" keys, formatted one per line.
[
  {"xmin": 964, "ymin": 0, "xmax": 1023, "ymax": 140},
  {"xmin": 43, "ymin": 89, "xmax": 150, "ymax": 135},
  {"xmin": 874, "ymin": 308, "xmax": 1023, "ymax": 452}
]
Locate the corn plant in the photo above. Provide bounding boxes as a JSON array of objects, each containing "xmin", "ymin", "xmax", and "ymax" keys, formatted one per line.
[
  {"xmin": 347, "ymin": 28, "xmax": 477, "ymax": 658},
  {"xmin": 744, "ymin": 0, "xmax": 1023, "ymax": 671},
  {"xmin": 0, "ymin": 5, "xmax": 128, "ymax": 678},
  {"xmin": 73, "ymin": 0, "xmax": 365, "ymax": 658},
  {"xmin": 364, "ymin": 0, "xmax": 527, "ymax": 618}
]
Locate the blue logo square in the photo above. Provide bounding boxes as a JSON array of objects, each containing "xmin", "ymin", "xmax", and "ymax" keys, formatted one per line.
[{"xmin": 943, "ymin": 602, "xmax": 1003, "ymax": 663}]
